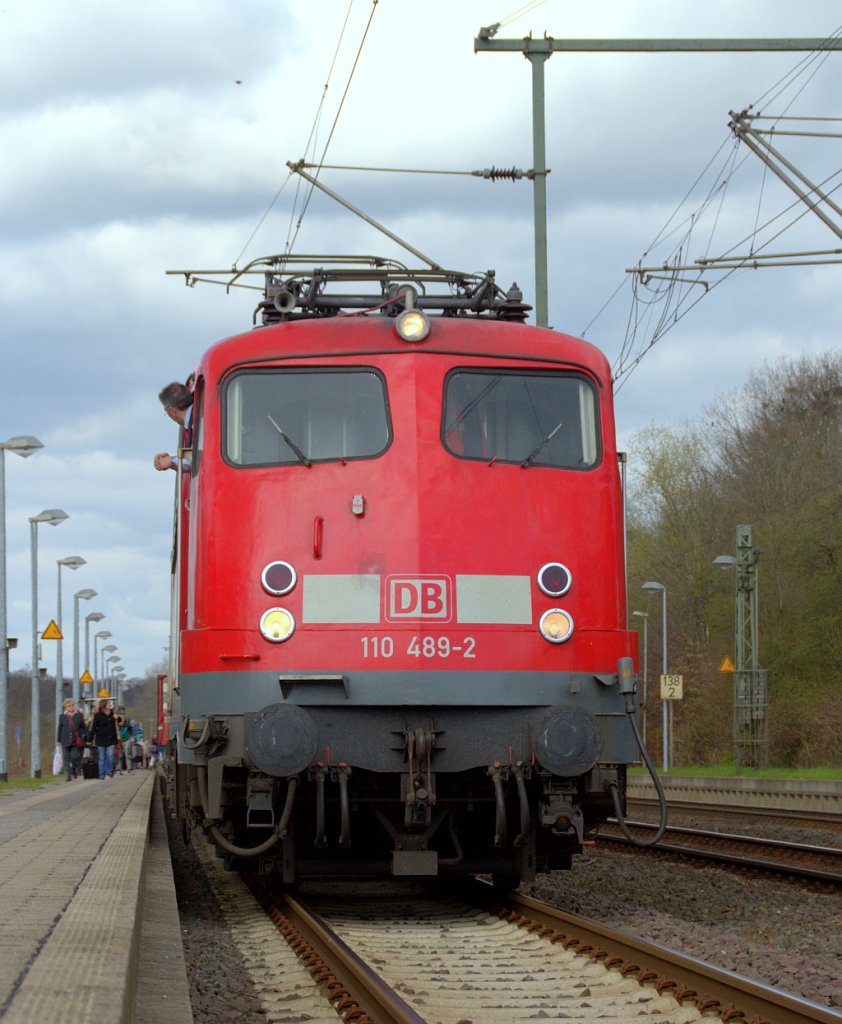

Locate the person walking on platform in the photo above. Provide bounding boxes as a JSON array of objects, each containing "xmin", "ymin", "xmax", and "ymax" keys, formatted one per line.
[
  {"xmin": 56, "ymin": 698, "xmax": 87, "ymax": 781},
  {"xmin": 89, "ymin": 700, "xmax": 119, "ymax": 779}
]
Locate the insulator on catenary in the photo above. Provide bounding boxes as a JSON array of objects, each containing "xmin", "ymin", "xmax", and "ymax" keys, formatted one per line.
[{"xmin": 477, "ymin": 166, "xmax": 525, "ymax": 181}]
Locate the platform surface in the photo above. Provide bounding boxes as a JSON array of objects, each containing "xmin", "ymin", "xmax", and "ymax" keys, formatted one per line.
[{"xmin": 0, "ymin": 771, "xmax": 192, "ymax": 1024}]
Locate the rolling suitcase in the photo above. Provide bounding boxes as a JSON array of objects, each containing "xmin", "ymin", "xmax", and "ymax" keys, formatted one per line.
[{"xmin": 82, "ymin": 759, "xmax": 99, "ymax": 779}]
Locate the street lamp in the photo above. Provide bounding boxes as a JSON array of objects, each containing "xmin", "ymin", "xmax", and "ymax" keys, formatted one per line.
[
  {"xmin": 112, "ymin": 667, "xmax": 126, "ymax": 706},
  {"xmin": 85, "ymin": 611, "xmax": 105, "ymax": 698},
  {"xmin": 0, "ymin": 434, "xmax": 43, "ymax": 782},
  {"xmin": 631, "ymin": 610, "xmax": 649, "ymax": 747},
  {"xmin": 101, "ymin": 644, "xmax": 117, "ymax": 687},
  {"xmin": 55, "ymin": 556, "xmax": 85, "ymax": 726},
  {"xmin": 94, "ymin": 630, "xmax": 112, "ymax": 691},
  {"xmin": 73, "ymin": 588, "xmax": 96, "ymax": 705},
  {"xmin": 641, "ymin": 581, "xmax": 669, "ymax": 772},
  {"xmin": 30, "ymin": 508, "xmax": 69, "ymax": 777}
]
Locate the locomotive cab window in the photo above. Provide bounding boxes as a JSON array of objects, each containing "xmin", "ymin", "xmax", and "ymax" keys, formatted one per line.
[
  {"xmin": 442, "ymin": 370, "xmax": 600, "ymax": 469},
  {"xmin": 224, "ymin": 368, "xmax": 391, "ymax": 466}
]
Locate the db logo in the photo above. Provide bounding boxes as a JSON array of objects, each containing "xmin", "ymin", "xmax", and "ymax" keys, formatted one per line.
[{"xmin": 387, "ymin": 576, "xmax": 451, "ymax": 621}]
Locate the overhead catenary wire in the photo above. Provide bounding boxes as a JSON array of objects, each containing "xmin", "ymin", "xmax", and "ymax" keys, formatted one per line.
[
  {"xmin": 612, "ymin": 159, "xmax": 842, "ymax": 395},
  {"xmin": 232, "ymin": 1, "xmax": 379, "ymax": 268},
  {"xmin": 236, "ymin": 0, "xmax": 553, "ymax": 268},
  {"xmin": 496, "ymin": 0, "xmax": 546, "ymax": 30},
  {"xmin": 286, "ymin": 0, "xmax": 381, "ymax": 259},
  {"xmin": 233, "ymin": 3, "xmax": 357, "ymax": 266},
  {"xmin": 596, "ymin": 22, "xmax": 842, "ymax": 391}
]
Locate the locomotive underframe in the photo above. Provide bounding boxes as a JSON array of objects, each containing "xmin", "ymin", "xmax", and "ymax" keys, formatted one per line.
[
  {"xmin": 173, "ymin": 671, "xmax": 637, "ymax": 885},
  {"xmin": 177, "ymin": 756, "xmax": 625, "ymax": 885}
]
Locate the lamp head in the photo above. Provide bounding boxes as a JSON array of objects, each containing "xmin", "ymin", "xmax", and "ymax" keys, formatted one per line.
[
  {"xmin": 30, "ymin": 508, "xmax": 69, "ymax": 526},
  {"xmin": 59, "ymin": 556, "xmax": 86, "ymax": 570},
  {"xmin": 76, "ymin": 588, "xmax": 97, "ymax": 601},
  {"xmin": 1, "ymin": 435, "xmax": 43, "ymax": 457},
  {"xmin": 641, "ymin": 581, "xmax": 665, "ymax": 593}
]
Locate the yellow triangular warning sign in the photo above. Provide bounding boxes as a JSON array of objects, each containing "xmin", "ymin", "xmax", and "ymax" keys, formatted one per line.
[
  {"xmin": 719, "ymin": 655, "xmax": 735, "ymax": 673},
  {"xmin": 79, "ymin": 670, "xmax": 94, "ymax": 685},
  {"xmin": 41, "ymin": 620, "xmax": 63, "ymax": 640},
  {"xmin": 98, "ymin": 688, "xmax": 110, "ymax": 699}
]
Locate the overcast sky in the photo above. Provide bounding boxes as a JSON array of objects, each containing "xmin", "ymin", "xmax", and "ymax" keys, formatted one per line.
[{"xmin": 1, "ymin": 0, "xmax": 840, "ymax": 683}]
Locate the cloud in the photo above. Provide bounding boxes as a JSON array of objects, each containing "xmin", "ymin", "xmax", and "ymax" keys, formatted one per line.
[{"xmin": 2, "ymin": 0, "xmax": 841, "ymax": 679}]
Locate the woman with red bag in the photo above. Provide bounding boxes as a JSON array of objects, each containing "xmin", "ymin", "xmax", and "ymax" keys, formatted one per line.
[{"xmin": 56, "ymin": 697, "xmax": 87, "ymax": 781}]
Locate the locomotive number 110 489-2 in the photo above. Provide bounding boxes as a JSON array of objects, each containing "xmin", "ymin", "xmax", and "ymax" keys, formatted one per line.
[{"xmin": 361, "ymin": 635, "xmax": 477, "ymax": 659}]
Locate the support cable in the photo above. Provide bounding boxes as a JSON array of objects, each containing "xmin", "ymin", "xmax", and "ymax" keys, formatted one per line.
[
  {"xmin": 597, "ymin": 24, "xmax": 842, "ymax": 389},
  {"xmin": 286, "ymin": 0, "xmax": 380, "ymax": 260}
]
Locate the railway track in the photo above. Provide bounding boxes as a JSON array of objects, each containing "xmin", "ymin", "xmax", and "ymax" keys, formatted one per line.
[
  {"xmin": 598, "ymin": 820, "xmax": 842, "ymax": 882},
  {"xmin": 627, "ymin": 797, "xmax": 842, "ymax": 832},
  {"xmin": 191, "ymin": 831, "xmax": 838, "ymax": 1024}
]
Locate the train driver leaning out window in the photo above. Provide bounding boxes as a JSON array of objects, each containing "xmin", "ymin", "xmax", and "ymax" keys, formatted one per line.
[{"xmin": 153, "ymin": 378, "xmax": 194, "ymax": 472}]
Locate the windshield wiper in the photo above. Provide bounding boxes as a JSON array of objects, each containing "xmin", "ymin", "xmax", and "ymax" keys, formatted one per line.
[
  {"xmin": 267, "ymin": 414, "xmax": 311, "ymax": 466},
  {"xmin": 521, "ymin": 420, "xmax": 563, "ymax": 468}
]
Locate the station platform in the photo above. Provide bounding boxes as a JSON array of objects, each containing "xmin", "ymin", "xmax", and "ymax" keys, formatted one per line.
[
  {"xmin": 627, "ymin": 773, "xmax": 842, "ymax": 813},
  {"xmin": 0, "ymin": 771, "xmax": 193, "ymax": 1024}
]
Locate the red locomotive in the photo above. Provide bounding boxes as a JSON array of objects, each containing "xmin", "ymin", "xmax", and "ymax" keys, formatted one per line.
[{"xmin": 168, "ymin": 257, "xmax": 644, "ymax": 887}]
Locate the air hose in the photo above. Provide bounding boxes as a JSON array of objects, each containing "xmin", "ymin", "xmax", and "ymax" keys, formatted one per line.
[
  {"xmin": 607, "ymin": 658, "xmax": 668, "ymax": 847},
  {"xmin": 198, "ymin": 764, "xmax": 298, "ymax": 858},
  {"xmin": 180, "ymin": 714, "xmax": 212, "ymax": 750}
]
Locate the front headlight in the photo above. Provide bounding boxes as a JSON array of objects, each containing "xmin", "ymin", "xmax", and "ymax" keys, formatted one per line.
[
  {"xmin": 539, "ymin": 608, "xmax": 574, "ymax": 644},
  {"xmin": 259, "ymin": 607, "xmax": 295, "ymax": 643},
  {"xmin": 394, "ymin": 309, "xmax": 430, "ymax": 343}
]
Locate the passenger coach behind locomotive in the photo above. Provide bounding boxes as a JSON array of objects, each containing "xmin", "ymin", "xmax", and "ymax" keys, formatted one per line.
[{"xmin": 167, "ymin": 257, "xmax": 663, "ymax": 887}]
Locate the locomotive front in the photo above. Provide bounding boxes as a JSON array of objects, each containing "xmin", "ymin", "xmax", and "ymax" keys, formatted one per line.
[{"xmin": 170, "ymin": 264, "xmax": 641, "ymax": 886}]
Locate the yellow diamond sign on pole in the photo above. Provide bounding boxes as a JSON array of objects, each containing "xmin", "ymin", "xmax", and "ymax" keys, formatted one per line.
[{"xmin": 41, "ymin": 619, "xmax": 63, "ymax": 640}]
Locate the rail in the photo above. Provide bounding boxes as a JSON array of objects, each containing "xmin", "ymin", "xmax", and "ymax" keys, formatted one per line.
[{"xmin": 598, "ymin": 820, "xmax": 842, "ymax": 882}]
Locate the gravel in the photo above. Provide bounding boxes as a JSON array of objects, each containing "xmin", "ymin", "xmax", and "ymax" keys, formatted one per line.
[
  {"xmin": 167, "ymin": 807, "xmax": 842, "ymax": 1019},
  {"xmin": 523, "ymin": 812, "xmax": 842, "ymax": 1010},
  {"xmin": 166, "ymin": 813, "xmax": 267, "ymax": 1023}
]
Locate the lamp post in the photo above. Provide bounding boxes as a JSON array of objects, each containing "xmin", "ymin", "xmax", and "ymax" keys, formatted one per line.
[
  {"xmin": 631, "ymin": 610, "xmax": 649, "ymax": 747},
  {"xmin": 73, "ymin": 589, "xmax": 96, "ymax": 706},
  {"xmin": 94, "ymin": 630, "xmax": 112, "ymax": 692},
  {"xmin": 30, "ymin": 508, "xmax": 69, "ymax": 777},
  {"xmin": 113, "ymin": 669, "xmax": 126, "ymax": 707},
  {"xmin": 55, "ymin": 556, "xmax": 85, "ymax": 727},
  {"xmin": 0, "ymin": 435, "xmax": 43, "ymax": 782},
  {"xmin": 101, "ymin": 645, "xmax": 117, "ymax": 689},
  {"xmin": 85, "ymin": 612, "xmax": 105, "ymax": 699},
  {"xmin": 106, "ymin": 655, "xmax": 120, "ymax": 696},
  {"xmin": 641, "ymin": 581, "xmax": 668, "ymax": 772}
]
